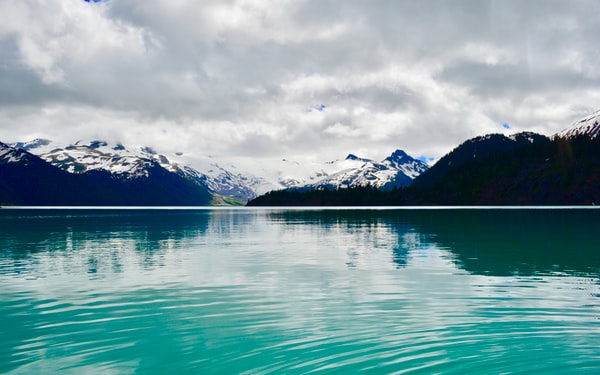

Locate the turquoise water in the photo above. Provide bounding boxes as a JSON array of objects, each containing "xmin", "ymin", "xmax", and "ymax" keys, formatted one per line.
[{"xmin": 0, "ymin": 208, "xmax": 599, "ymax": 374}]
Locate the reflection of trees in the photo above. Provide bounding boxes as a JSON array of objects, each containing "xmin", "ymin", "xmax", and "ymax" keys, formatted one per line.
[
  {"xmin": 2, "ymin": 208, "xmax": 598, "ymax": 278},
  {"xmin": 406, "ymin": 209, "xmax": 600, "ymax": 277},
  {"xmin": 0, "ymin": 209, "xmax": 210, "ymax": 276},
  {"xmin": 270, "ymin": 209, "xmax": 600, "ymax": 277}
]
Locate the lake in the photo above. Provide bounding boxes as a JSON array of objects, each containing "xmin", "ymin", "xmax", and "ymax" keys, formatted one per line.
[{"xmin": 1, "ymin": 207, "xmax": 599, "ymax": 374}]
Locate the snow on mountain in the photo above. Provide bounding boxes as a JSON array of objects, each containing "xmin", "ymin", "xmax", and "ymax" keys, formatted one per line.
[
  {"xmin": 12, "ymin": 139, "xmax": 261, "ymax": 201},
  {"xmin": 9, "ymin": 138, "xmax": 52, "ymax": 152},
  {"xmin": 12, "ymin": 139, "xmax": 429, "ymax": 201},
  {"xmin": 18, "ymin": 139, "xmax": 168, "ymax": 178},
  {"xmin": 0, "ymin": 142, "xmax": 20, "ymax": 163},
  {"xmin": 383, "ymin": 150, "xmax": 429, "ymax": 179},
  {"xmin": 215, "ymin": 151, "xmax": 422, "ymax": 195},
  {"xmin": 556, "ymin": 109, "xmax": 600, "ymax": 139},
  {"xmin": 180, "ymin": 163, "xmax": 259, "ymax": 201},
  {"xmin": 0, "ymin": 141, "xmax": 38, "ymax": 165},
  {"xmin": 182, "ymin": 155, "xmax": 370, "ymax": 197},
  {"xmin": 305, "ymin": 150, "xmax": 429, "ymax": 190}
]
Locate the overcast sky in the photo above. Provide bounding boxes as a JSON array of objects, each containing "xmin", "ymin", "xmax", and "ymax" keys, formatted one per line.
[{"xmin": 1, "ymin": 0, "xmax": 600, "ymax": 163}]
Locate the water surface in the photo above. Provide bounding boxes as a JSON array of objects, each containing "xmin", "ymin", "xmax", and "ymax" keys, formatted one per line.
[{"xmin": 1, "ymin": 208, "xmax": 599, "ymax": 373}]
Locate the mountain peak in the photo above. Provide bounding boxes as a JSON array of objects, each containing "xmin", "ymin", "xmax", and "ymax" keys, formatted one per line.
[
  {"xmin": 0, "ymin": 141, "xmax": 38, "ymax": 165},
  {"xmin": 382, "ymin": 149, "xmax": 429, "ymax": 179},
  {"xmin": 386, "ymin": 149, "xmax": 409, "ymax": 162},
  {"xmin": 555, "ymin": 109, "xmax": 600, "ymax": 139},
  {"xmin": 311, "ymin": 149, "xmax": 429, "ymax": 191},
  {"xmin": 10, "ymin": 138, "xmax": 52, "ymax": 151},
  {"xmin": 7, "ymin": 137, "xmax": 430, "ymax": 202},
  {"xmin": 345, "ymin": 153, "xmax": 372, "ymax": 163}
]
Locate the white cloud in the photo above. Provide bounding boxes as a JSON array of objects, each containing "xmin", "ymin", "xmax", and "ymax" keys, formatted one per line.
[{"xmin": 1, "ymin": 0, "xmax": 600, "ymax": 164}]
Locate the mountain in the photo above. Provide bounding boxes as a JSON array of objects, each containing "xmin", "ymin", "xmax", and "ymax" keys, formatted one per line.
[
  {"xmin": 248, "ymin": 133, "xmax": 600, "ymax": 206},
  {"xmin": 307, "ymin": 150, "xmax": 429, "ymax": 190},
  {"xmin": 382, "ymin": 150, "xmax": 430, "ymax": 189},
  {"xmin": 11, "ymin": 139, "xmax": 255, "ymax": 202},
  {"xmin": 1, "ymin": 141, "xmax": 82, "ymax": 205},
  {"xmin": 1, "ymin": 141, "xmax": 35, "ymax": 165},
  {"xmin": 411, "ymin": 132, "xmax": 549, "ymax": 189},
  {"xmin": 9, "ymin": 138, "xmax": 52, "ymax": 151},
  {"xmin": 248, "ymin": 108, "xmax": 600, "ymax": 206},
  {"xmin": 0, "ymin": 141, "xmax": 212, "ymax": 206},
  {"xmin": 555, "ymin": 109, "xmax": 600, "ymax": 139},
  {"xmin": 201, "ymin": 149, "xmax": 429, "ymax": 198},
  {"xmin": 7, "ymin": 105, "xmax": 600, "ymax": 207},
  {"xmin": 12, "ymin": 139, "xmax": 175, "ymax": 176},
  {"xmin": 408, "ymin": 124, "xmax": 600, "ymax": 204},
  {"xmin": 12, "ymin": 139, "xmax": 429, "ymax": 201}
]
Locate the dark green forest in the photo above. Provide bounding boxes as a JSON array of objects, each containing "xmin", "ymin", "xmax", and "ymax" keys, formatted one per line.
[{"xmin": 247, "ymin": 134, "xmax": 600, "ymax": 206}]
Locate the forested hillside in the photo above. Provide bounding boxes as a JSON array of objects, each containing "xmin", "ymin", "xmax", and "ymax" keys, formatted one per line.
[{"xmin": 248, "ymin": 134, "xmax": 600, "ymax": 206}]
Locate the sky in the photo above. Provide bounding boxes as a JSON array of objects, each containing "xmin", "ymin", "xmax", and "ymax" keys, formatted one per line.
[{"xmin": 1, "ymin": 0, "xmax": 600, "ymax": 164}]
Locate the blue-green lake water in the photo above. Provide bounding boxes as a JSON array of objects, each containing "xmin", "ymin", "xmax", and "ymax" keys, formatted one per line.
[{"xmin": 1, "ymin": 207, "xmax": 599, "ymax": 374}]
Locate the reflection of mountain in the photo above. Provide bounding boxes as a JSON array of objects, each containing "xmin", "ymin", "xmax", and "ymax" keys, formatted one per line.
[
  {"xmin": 0, "ymin": 209, "xmax": 210, "ymax": 273},
  {"xmin": 268, "ymin": 209, "xmax": 433, "ymax": 269},
  {"xmin": 270, "ymin": 209, "xmax": 600, "ymax": 277},
  {"xmin": 2, "ymin": 208, "xmax": 599, "ymax": 278}
]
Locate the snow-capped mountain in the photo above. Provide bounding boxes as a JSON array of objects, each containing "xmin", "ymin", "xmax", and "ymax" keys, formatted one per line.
[
  {"xmin": 555, "ymin": 109, "xmax": 600, "ymax": 139},
  {"xmin": 11, "ymin": 139, "xmax": 160, "ymax": 177},
  {"xmin": 1, "ymin": 141, "xmax": 213, "ymax": 206},
  {"xmin": 0, "ymin": 141, "xmax": 49, "ymax": 167},
  {"xmin": 180, "ymin": 164, "xmax": 258, "ymax": 202},
  {"xmin": 306, "ymin": 150, "xmax": 429, "ymax": 190},
  {"xmin": 152, "ymin": 146, "xmax": 427, "ymax": 196},
  {"xmin": 43, "ymin": 140, "xmax": 167, "ymax": 178},
  {"xmin": 383, "ymin": 149, "xmax": 430, "ymax": 179},
  {"xmin": 0, "ymin": 141, "xmax": 29, "ymax": 164},
  {"xmin": 9, "ymin": 138, "xmax": 52, "ymax": 152},
  {"xmin": 11, "ymin": 139, "xmax": 429, "ymax": 202},
  {"xmin": 11, "ymin": 139, "xmax": 258, "ymax": 201}
]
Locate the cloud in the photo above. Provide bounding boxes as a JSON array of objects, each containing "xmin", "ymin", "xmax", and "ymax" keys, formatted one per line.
[{"xmin": 1, "ymin": 0, "xmax": 600, "ymax": 164}]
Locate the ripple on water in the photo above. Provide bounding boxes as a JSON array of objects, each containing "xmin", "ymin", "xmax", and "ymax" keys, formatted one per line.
[
  {"xmin": 1, "ymin": 208, "xmax": 599, "ymax": 374},
  {"xmin": 2, "ymin": 274, "xmax": 599, "ymax": 374}
]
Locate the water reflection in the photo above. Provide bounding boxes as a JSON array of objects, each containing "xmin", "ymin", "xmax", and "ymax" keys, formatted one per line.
[
  {"xmin": 0, "ymin": 209, "xmax": 210, "ymax": 279},
  {"xmin": 409, "ymin": 209, "xmax": 600, "ymax": 276},
  {"xmin": 269, "ymin": 209, "xmax": 600, "ymax": 277},
  {"xmin": 1, "ymin": 208, "xmax": 599, "ymax": 280},
  {"xmin": 2, "ymin": 208, "xmax": 599, "ymax": 279},
  {"xmin": 0, "ymin": 208, "xmax": 599, "ymax": 374}
]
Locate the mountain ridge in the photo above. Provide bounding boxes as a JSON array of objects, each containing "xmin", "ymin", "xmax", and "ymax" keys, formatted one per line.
[
  {"xmin": 248, "ymin": 108, "xmax": 600, "ymax": 206},
  {"xmin": 0, "ymin": 141, "xmax": 213, "ymax": 206},
  {"xmin": 5, "ymin": 108, "xmax": 600, "ymax": 206},
  {"xmin": 555, "ymin": 109, "xmax": 600, "ymax": 139},
  {"xmin": 10, "ymin": 139, "xmax": 429, "ymax": 202},
  {"xmin": 411, "ymin": 132, "xmax": 549, "ymax": 189}
]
